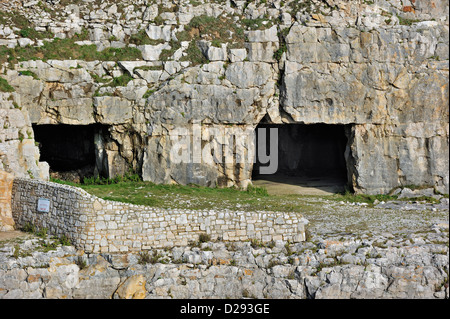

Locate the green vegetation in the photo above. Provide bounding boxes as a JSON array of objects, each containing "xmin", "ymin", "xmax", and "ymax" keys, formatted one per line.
[
  {"xmin": 273, "ymin": 42, "xmax": 287, "ymax": 61},
  {"xmin": 397, "ymin": 15, "xmax": 421, "ymax": 26},
  {"xmin": 0, "ymin": 38, "xmax": 142, "ymax": 66},
  {"xmin": 198, "ymin": 233, "xmax": 211, "ymax": 243},
  {"xmin": 0, "ymin": 9, "xmax": 29, "ymax": 30},
  {"xmin": 18, "ymin": 70, "xmax": 39, "ymax": 79},
  {"xmin": 109, "ymin": 73, "xmax": 133, "ymax": 87},
  {"xmin": 135, "ymin": 65, "xmax": 164, "ymax": 71},
  {"xmin": 20, "ymin": 222, "xmax": 72, "ymax": 252},
  {"xmin": 158, "ymin": 14, "xmax": 246, "ymax": 64},
  {"xmin": 128, "ymin": 29, "xmax": 164, "ymax": 46},
  {"xmin": 138, "ymin": 250, "xmax": 163, "ymax": 264},
  {"xmin": 19, "ymin": 27, "xmax": 54, "ymax": 40},
  {"xmin": 241, "ymin": 18, "xmax": 272, "ymax": 30},
  {"xmin": 50, "ymin": 175, "xmax": 443, "ymax": 213},
  {"xmin": 0, "ymin": 77, "xmax": 15, "ymax": 92},
  {"xmin": 329, "ymin": 189, "xmax": 441, "ymax": 206},
  {"xmin": 50, "ymin": 177, "xmax": 313, "ymax": 213},
  {"xmin": 1, "ymin": 9, "xmax": 53, "ymax": 39},
  {"xmin": 180, "ymin": 40, "xmax": 209, "ymax": 65},
  {"xmin": 142, "ymin": 88, "xmax": 156, "ymax": 98},
  {"xmin": 185, "ymin": 15, "xmax": 245, "ymax": 44}
]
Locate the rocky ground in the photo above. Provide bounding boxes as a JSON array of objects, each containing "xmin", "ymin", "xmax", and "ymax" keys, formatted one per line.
[{"xmin": 0, "ymin": 196, "xmax": 448, "ymax": 299}]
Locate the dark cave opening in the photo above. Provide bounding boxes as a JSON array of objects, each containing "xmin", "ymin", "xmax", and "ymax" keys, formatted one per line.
[
  {"xmin": 252, "ymin": 123, "xmax": 350, "ymax": 194},
  {"xmin": 32, "ymin": 124, "xmax": 102, "ymax": 182}
]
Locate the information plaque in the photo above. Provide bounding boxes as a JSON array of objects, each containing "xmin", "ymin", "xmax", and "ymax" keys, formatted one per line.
[{"xmin": 37, "ymin": 198, "xmax": 50, "ymax": 213}]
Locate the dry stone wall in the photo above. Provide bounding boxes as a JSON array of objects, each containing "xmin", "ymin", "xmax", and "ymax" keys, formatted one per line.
[{"xmin": 11, "ymin": 178, "xmax": 306, "ymax": 253}]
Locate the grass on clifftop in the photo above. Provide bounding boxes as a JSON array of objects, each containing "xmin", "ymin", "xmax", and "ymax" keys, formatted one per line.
[
  {"xmin": 0, "ymin": 38, "xmax": 142, "ymax": 66},
  {"xmin": 51, "ymin": 177, "xmax": 317, "ymax": 213},
  {"xmin": 50, "ymin": 176, "xmax": 442, "ymax": 213}
]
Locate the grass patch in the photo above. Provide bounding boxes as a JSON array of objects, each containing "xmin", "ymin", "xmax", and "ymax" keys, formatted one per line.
[
  {"xmin": 20, "ymin": 222, "xmax": 72, "ymax": 252},
  {"xmin": 138, "ymin": 250, "xmax": 162, "ymax": 264},
  {"xmin": 109, "ymin": 73, "xmax": 134, "ymax": 87},
  {"xmin": 397, "ymin": 15, "xmax": 420, "ymax": 26},
  {"xmin": 50, "ymin": 177, "xmax": 317, "ymax": 213},
  {"xmin": 330, "ymin": 189, "xmax": 442, "ymax": 206},
  {"xmin": 128, "ymin": 29, "xmax": 165, "ymax": 46},
  {"xmin": 18, "ymin": 70, "xmax": 39, "ymax": 79},
  {"xmin": 19, "ymin": 27, "xmax": 54, "ymax": 40},
  {"xmin": 143, "ymin": 88, "xmax": 156, "ymax": 98},
  {"xmin": 0, "ymin": 77, "xmax": 15, "ymax": 92},
  {"xmin": 241, "ymin": 18, "xmax": 272, "ymax": 30},
  {"xmin": 330, "ymin": 191, "xmax": 397, "ymax": 206},
  {"xmin": 0, "ymin": 38, "xmax": 142, "ymax": 66},
  {"xmin": 180, "ymin": 40, "xmax": 209, "ymax": 65}
]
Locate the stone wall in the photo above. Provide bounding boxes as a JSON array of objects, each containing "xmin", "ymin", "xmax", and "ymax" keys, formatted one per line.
[{"xmin": 11, "ymin": 178, "xmax": 306, "ymax": 253}]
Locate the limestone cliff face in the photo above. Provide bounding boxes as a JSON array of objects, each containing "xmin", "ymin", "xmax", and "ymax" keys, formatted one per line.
[
  {"xmin": 0, "ymin": 93, "xmax": 49, "ymax": 180},
  {"xmin": 0, "ymin": 0, "xmax": 448, "ymax": 194}
]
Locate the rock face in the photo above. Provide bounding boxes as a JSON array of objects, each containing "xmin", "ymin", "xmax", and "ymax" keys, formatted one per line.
[
  {"xmin": 0, "ymin": 170, "xmax": 14, "ymax": 231},
  {"xmin": 0, "ymin": 0, "xmax": 448, "ymax": 194},
  {"xmin": 0, "ymin": 93, "xmax": 49, "ymax": 181}
]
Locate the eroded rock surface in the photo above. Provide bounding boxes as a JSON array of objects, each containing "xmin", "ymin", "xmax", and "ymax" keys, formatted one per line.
[{"xmin": 0, "ymin": 0, "xmax": 448, "ymax": 193}]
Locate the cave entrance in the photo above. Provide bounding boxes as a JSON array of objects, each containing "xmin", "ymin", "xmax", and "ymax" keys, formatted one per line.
[
  {"xmin": 32, "ymin": 124, "xmax": 103, "ymax": 183},
  {"xmin": 252, "ymin": 123, "xmax": 350, "ymax": 195}
]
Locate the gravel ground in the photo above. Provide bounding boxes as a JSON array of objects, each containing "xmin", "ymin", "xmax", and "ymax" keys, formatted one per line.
[{"xmin": 301, "ymin": 197, "xmax": 449, "ymax": 239}]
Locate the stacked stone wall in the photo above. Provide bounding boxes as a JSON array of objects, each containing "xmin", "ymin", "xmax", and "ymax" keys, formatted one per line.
[{"xmin": 11, "ymin": 178, "xmax": 306, "ymax": 253}]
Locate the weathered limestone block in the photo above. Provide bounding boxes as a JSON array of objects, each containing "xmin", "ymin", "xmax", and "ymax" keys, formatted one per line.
[
  {"xmin": 245, "ymin": 42, "xmax": 278, "ymax": 62},
  {"xmin": 0, "ymin": 93, "xmax": 49, "ymax": 181},
  {"xmin": 228, "ymin": 48, "xmax": 247, "ymax": 62},
  {"xmin": 282, "ymin": 23, "xmax": 449, "ymax": 127},
  {"xmin": 142, "ymin": 123, "xmax": 256, "ymax": 187},
  {"xmin": 93, "ymin": 96, "xmax": 133, "ymax": 124},
  {"xmin": 246, "ymin": 25, "xmax": 278, "ymax": 43},
  {"xmin": 143, "ymin": 4, "xmax": 159, "ymax": 21},
  {"xmin": 35, "ymin": 63, "xmax": 92, "ymax": 84},
  {"xmin": 47, "ymin": 98, "xmax": 95, "ymax": 125},
  {"xmin": 142, "ymin": 133, "xmax": 220, "ymax": 186},
  {"xmin": 139, "ymin": 43, "xmax": 171, "ymax": 61},
  {"xmin": 225, "ymin": 62, "xmax": 273, "ymax": 89},
  {"xmin": 145, "ymin": 24, "xmax": 172, "ymax": 42},
  {"xmin": 114, "ymin": 275, "xmax": 147, "ymax": 299},
  {"xmin": 198, "ymin": 41, "xmax": 228, "ymax": 61},
  {"xmin": 348, "ymin": 123, "xmax": 449, "ymax": 194},
  {"xmin": 0, "ymin": 170, "xmax": 15, "ymax": 231},
  {"xmin": 145, "ymin": 68, "xmax": 268, "ymax": 125}
]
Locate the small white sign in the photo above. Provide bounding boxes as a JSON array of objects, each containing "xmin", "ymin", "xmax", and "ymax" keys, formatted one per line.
[{"xmin": 37, "ymin": 198, "xmax": 50, "ymax": 213}]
